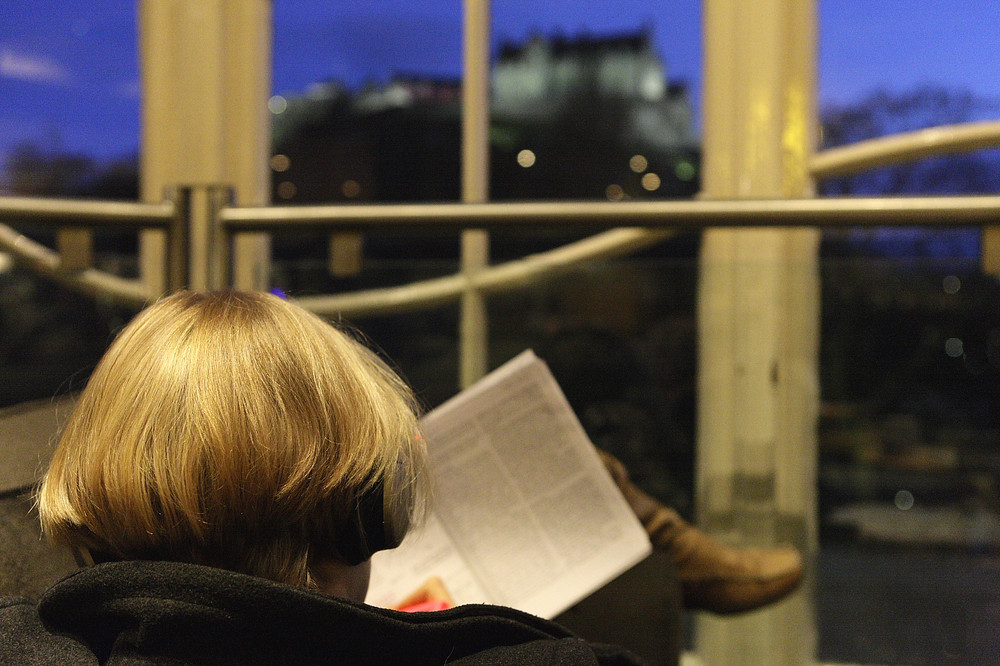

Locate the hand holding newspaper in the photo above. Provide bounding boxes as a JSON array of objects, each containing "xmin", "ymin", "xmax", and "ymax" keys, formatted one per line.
[{"xmin": 366, "ymin": 350, "xmax": 651, "ymax": 619}]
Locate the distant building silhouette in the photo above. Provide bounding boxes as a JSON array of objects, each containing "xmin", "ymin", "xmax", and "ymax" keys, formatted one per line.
[
  {"xmin": 269, "ymin": 27, "xmax": 699, "ymax": 206},
  {"xmin": 493, "ymin": 28, "xmax": 695, "ymax": 151}
]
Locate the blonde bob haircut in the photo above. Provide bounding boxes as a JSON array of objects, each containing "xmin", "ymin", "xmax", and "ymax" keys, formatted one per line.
[{"xmin": 38, "ymin": 290, "xmax": 425, "ymax": 588}]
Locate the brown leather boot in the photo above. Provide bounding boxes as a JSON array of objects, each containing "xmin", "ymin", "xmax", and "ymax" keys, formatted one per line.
[{"xmin": 600, "ymin": 450, "xmax": 803, "ymax": 615}]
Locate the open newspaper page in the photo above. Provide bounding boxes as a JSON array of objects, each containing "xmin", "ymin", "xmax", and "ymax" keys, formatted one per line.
[{"xmin": 367, "ymin": 350, "xmax": 651, "ymax": 619}]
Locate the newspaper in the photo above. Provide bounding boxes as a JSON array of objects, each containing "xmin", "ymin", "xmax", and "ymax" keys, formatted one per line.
[{"xmin": 366, "ymin": 350, "xmax": 651, "ymax": 619}]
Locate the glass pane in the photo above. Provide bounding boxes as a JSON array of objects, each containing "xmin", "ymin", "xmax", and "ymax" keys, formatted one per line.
[
  {"xmin": 816, "ymin": 14, "xmax": 1000, "ymax": 658},
  {"xmin": 1, "ymin": 3, "xmax": 139, "ymax": 408},
  {"xmin": 491, "ymin": 0, "xmax": 701, "ymax": 201},
  {"xmin": 817, "ymin": 253, "xmax": 1000, "ymax": 665},
  {"xmin": 269, "ymin": 0, "xmax": 464, "ymax": 287},
  {"xmin": 464, "ymin": 241, "xmax": 1000, "ymax": 664},
  {"xmin": 270, "ymin": 0, "xmax": 463, "ymax": 205},
  {"xmin": 0, "ymin": 267, "xmax": 132, "ymax": 405},
  {"xmin": 0, "ymin": 2, "xmax": 140, "ymax": 199},
  {"xmin": 818, "ymin": 0, "xmax": 1000, "ymax": 195},
  {"xmin": 270, "ymin": 1, "xmax": 703, "ymax": 204},
  {"xmin": 480, "ymin": 247, "xmax": 699, "ymax": 514},
  {"xmin": 819, "ymin": 0, "xmax": 1000, "ymax": 112}
]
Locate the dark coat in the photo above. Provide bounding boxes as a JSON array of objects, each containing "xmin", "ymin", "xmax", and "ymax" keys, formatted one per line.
[{"xmin": 0, "ymin": 560, "xmax": 645, "ymax": 665}]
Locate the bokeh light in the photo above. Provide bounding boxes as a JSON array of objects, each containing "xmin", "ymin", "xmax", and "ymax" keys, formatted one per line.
[
  {"xmin": 894, "ymin": 490, "xmax": 915, "ymax": 510},
  {"xmin": 675, "ymin": 161, "xmax": 696, "ymax": 181},
  {"xmin": 269, "ymin": 154, "xmax": 291, "ymax": 172},
  {"xmin": 942, "ymin": 275, "xmax": 961, "ymax": 294},
  {"xmin": 268, "ymin": 95, "xmax": 288, "ymax": 114},
  {"xmin": 945, "ymin": 337, "xmax": 964, "ymax": 358},
  {"xmin": 341, "ymin": 179, "xmax": 361, "ymax": 198}
]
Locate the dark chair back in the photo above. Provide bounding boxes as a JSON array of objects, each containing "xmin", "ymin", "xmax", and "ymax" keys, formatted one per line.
[{"xmin": 0, "ymin": 397, "xmax": 78, "ymax": 598}]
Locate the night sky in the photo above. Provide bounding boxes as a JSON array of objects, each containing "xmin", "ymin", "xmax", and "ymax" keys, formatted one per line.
[{"xmin": 1, "ymin": 0, "xmax": 998, "ymax": 164}]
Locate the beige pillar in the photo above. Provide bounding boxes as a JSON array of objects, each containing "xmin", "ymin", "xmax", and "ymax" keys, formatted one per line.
[
  {"xmin": 696, "ymin": 0, "xmax": 819, "ymax": 663},
  {"xmin": 139, "ymin": 0, "xmax": 271, "ymax": 293},
  {"xmin": 459, "ymin": 0, "xmax": 491, "ymax": 387}
]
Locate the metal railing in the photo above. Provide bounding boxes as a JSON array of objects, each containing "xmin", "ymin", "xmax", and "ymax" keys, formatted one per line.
[
  {"xmin": 811, "ymin": 120, "xmax": 1000, "ymax": 178},
  {"xmin": 3, "ymin": 190, "xmax": 998, "ymax": 315},
  {"xmin": 0, "ymin": 193, "xmax": 186, "ymax": 306},
  {"xmin": 1, "ymin": 119, "xmax": 999, "ymax": 317},
  {"xmin": 217, "ymin": 195, "xmax": 1000, "ymax": 316},
  {"xmin": 221, "ymin": 196, "xmax": 1000, "ymax": 231}
]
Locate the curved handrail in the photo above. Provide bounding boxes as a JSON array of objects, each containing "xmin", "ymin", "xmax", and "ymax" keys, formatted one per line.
[
  {"xmin": 295, "ymin": 227, "xmax": 676, "ymax": 317},
  {"xmin": 0, "ymin": 223, "xmax": 153, "ymax": 307},
  {"xmin": 811, "ymin": 120, "xmax": 1000, "ymax": 179},
  {"xmin": 5, "ymin": 189, "xmax": 1000, "ymax": 317},
  {"xmin": 0, "ymin": 196, "xmax": 170, "ymax": 307},
  {"xmin": 279, "ymin": 194, "xmax": 1000, "ymax": 317}
]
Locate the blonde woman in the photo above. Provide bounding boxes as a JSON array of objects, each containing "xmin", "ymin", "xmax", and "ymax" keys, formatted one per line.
[{"xmin": 1, "ymin": 291, "xmax": 642, "ymax": 665}]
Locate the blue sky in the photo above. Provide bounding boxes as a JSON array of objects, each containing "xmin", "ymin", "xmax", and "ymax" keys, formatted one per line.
[{"xmin": 1, "ymin": 0, "xmax": 998, "ymax": 162}]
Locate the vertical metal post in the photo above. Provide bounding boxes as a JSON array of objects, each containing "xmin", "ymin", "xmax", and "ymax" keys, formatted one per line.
[
  {"xmin": 460, "ymin": 0, "xmax": 491, "ymax": 387},
  {"xmin": 165, "ymin": 186, "xmax": 192, "ymax": 292},
  {"xmin": 56, "ymin": 228, "xmax": 93, "ymax": 272},
  {"xmin": 207, "ymin": 185, "xmax": 235, "ymax": 290},
  {"xmin": 697, "ymin": 0, "xmax": 819, "ymax": 663},
  {"xmin": 983, "ymin": 227, "xmax": 1000, "ymax": 273}
]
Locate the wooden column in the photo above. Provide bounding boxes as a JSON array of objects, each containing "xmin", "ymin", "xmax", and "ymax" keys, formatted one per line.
[{"xmin": 696, "ymin": 0, "xmax": 819, "ymax": 663}]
